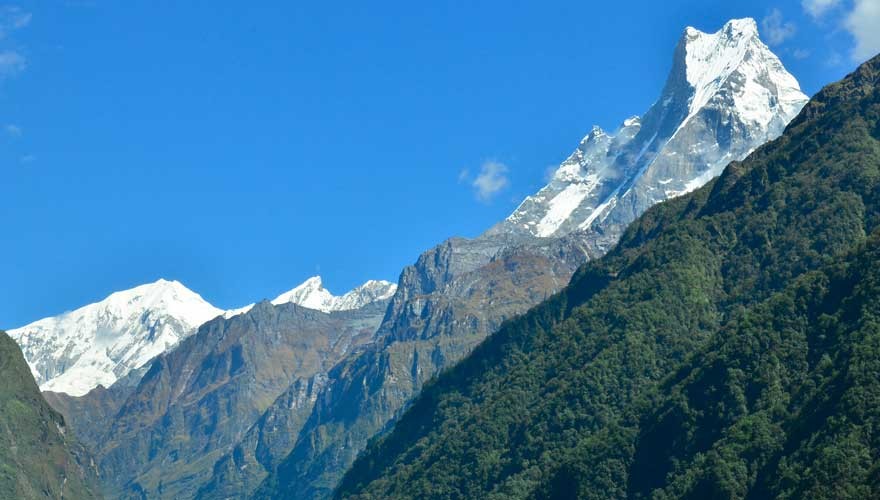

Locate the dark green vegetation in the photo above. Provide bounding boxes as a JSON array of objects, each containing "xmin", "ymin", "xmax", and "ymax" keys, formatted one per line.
[
  {"xmin": 0, "ymin": 331, "xmax": 101, "ymax": 499},
  {"xmin": 336, "ymin": 55, "xmax": 880, "ymax": 499}
]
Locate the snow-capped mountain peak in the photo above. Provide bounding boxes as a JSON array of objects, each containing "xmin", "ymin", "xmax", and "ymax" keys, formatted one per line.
[
  {"xmin": 489, "ymin": 18, "xmax": 807, "ymax": 241},
  {"xmin": 9, "ymin": 275, "xmax": 398, "ymax": 396},
  {"xmin": 272, "ymin": 276, "xmax": 335, "ymax": 311},
  {"xmin": 271, "ymin": 276, "xmax": 397, "ymax": 313},
  {"xmin": 8, "ymin": 279, "xmax": 224, "ymax": 396},
  {"xmin": 677, "ymin": 18, "xmax": 804, "ymax": 133},
  {"xmin": 333, "ymin": 279, "xmax": 399, "ymax": 311}
]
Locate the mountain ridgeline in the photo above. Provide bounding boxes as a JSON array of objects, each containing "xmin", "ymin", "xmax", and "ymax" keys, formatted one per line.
[
  {"xmin": 9, "ymin": 276, "xmax": 397, "ymax": 398},
  {"xmin": 20, "ymin": 17, "xmax": 817, "ymax": 500},
  {"xmin": 336, "ymin": 54, "xmax": 880, "ymax": 498},
  {"xmin": 246, "ymin": 18, "xmax": 807, "ymax": 500},
  {"xmin": 0, "ymin": 331, "xmax": 101, "ymax": 499}
]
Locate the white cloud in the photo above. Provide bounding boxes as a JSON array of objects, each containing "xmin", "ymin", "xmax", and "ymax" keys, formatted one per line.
[
  {"xmin": 0, "ymin": 6, "xmax": 30, "ymax": 39},
  {"xmin": 761, "ymin": 9, "xmax": 796, "ymax": 45},
  {"xmin": 19, "ymin": 153, "xmax": 34, "ymax": 164},
  {"xmin": 792, "ymin": 48, "xmax": 811, "ymax": 59},
  {"xmin": 471, "ymin": 161, "xmax": 510, "ymax": 202},
  {"xmin": 457, "ymin": 168, "xmax": 470, "ymax": 183},
  {"xmin": 826, "ymin": 50, "xmax": 844, "ymax": 67},
  {"xmin": 845, "ymin": 0, "xmax": 880, "ymax": 61},
  {"xmin": 4, "ymin": 123, "xmax": 21, "ymax": 137},
  {"xmin": 0, "ymin": 7, "xmax": 30, "ymax": 80},
  {"xmin": 0, "ymin": 49, "xmax": 24, "ymax": 76},
  {"xmin": 802, "ymin": 0, "xmax": 842, "ymax": 18}
]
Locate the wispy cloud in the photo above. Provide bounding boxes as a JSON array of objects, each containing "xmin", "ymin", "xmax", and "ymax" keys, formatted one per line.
[
  {"xmin": 19, "ymin": 153, "xmax": 34, "ymax": 164},
  {"xmin": 825, "ymin": 50, "xmax": 844, "ymax": 67},
  {"xmin": 792, "ymin": 48, "xmax": 811, "ymax": 59},
  {"xmin": 0, "ymin": 5, "xmax": 30, "ymax": 39},
  {"xmin": 0, "ymin": 49, "xmax": 25, "ymax": 77},
  {"xmin": 0, "ymin": 6, "xmax": 29, "ymax": 79},
  {"xmin": 802, "ymin": 0, "xmax": 842, "ymax": 19},
  {"xmin": 4, "ymin": 123, "xmax": 21, "ymax": 137},
  {"xmin": 761, "ymin": 9, "xmax": 796, "ymax": 45},
  {"xmin": 465, "ymin": 161, "xmax": 510, "ymax": 202},
  {"xmin": 845, "ymin": 0, "xmax": 880, "ymax": 61}
]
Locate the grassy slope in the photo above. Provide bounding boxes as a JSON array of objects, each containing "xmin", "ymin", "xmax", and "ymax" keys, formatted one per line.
[{"xmin": 0, "ymin": 331, "xmax": 100, "ymax": 499}]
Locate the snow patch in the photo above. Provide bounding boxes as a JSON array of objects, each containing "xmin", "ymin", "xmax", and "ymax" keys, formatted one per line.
[
  {"xmin": 272, "ymin": 276, "xmax": 397, "ymax": 313},
  {"xmin": 535, "ymin": 178, "xmax": 597, "ymax": 237}
]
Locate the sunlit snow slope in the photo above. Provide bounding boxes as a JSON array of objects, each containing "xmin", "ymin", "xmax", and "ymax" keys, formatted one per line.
[
  {"xmin": 8, "ymin": 279, "xmax": 223, "ymax": 396},
  {"xmin": 489, "ymin": 18, "xmax": 807, "ymax": 242}
]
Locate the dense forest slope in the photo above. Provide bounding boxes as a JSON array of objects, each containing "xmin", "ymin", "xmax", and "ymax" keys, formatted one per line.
[
  {"xmin": 0, "ymin": 331, "xmax": 101, "ymax": 499},
  {"xmin": 336, "ymin": 54, "xmax": 880, "ymax": 499}
]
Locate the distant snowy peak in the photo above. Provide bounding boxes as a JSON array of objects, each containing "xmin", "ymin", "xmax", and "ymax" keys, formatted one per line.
[
  {"xmin": 271, "ymin": 276, "xmax": 397, "ymax": 313},
  {"xmin": 333, "ymin": 279, "xmax": 399, "ymax": 311},
  {"xmin": 9, "ymin": 275, "xmax": 398, "ymax": 396},
  {"xmin": 489, "ymin": 18, "xmax": 808, "ymax": 241},
  {"xmin": 272, "ymin": 276, "xmax": 335, "ymax": 311},
  {"xmin": 677, "ymin": 17, "xmax": 805, "ymax": 132},
  {"xmin": 8, "ymin": 279, "xmax": 223, "ymax": 396}
]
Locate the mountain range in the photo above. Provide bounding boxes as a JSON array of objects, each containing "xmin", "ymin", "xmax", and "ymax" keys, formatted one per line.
[
  {"xmin": 1, "ymin": 16, "xmax": 830, "ymax": 500},
  {"xmin": 8, "ymin": 277, "xmax": 395, "ymax": 396},
  {"xmin": 248, "ymin": 18, "xmax": 808, "ymax": 500},
  {"xmin": 337, "ymin": 52, "xmax": 880, "ymax": 500}
]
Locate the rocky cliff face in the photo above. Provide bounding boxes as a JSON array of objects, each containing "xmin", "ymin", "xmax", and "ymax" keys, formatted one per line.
[{"xmin": 195, "ymin": 372, "xmax": 328, "ymax": 499}]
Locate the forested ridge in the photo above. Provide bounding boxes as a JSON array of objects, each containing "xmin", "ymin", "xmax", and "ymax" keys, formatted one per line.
[{"xmin": 336, "ymin": 53, "xmax": 880, "ymax": 499}]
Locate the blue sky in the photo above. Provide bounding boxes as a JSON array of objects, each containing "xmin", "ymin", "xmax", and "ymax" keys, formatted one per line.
[{"xmin": 1, "ymin": 0, "xmax": 877, "ymax": 328}]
